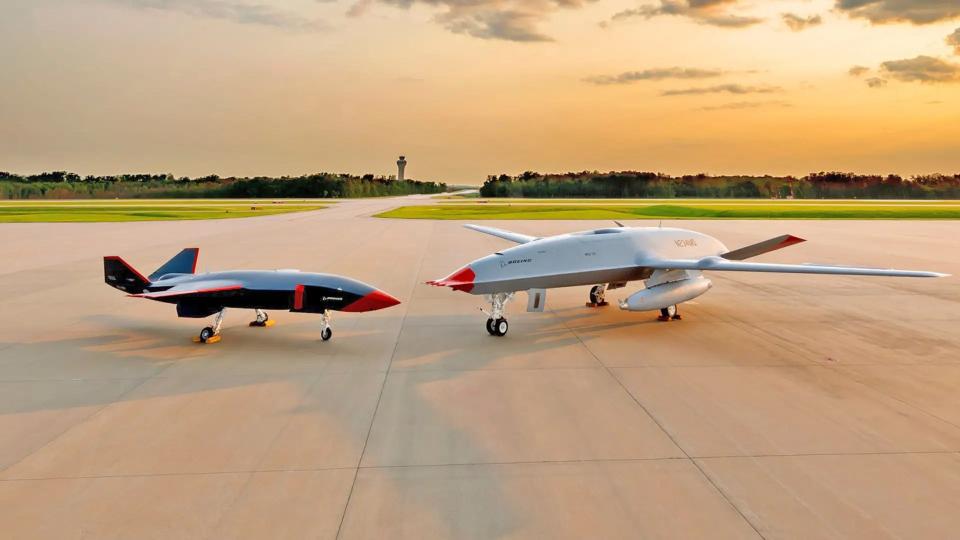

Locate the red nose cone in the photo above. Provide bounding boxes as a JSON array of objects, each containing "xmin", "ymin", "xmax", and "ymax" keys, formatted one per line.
[
  {"xmin": 343, "ymin": 289, "xmax": 401, "ymax": 312},
  {"xmin": 426, "ymin": 266, "xmax": 475, "ymax": 293}
]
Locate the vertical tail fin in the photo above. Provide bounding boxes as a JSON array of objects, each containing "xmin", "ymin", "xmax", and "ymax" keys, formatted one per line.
[
  {"xmin": 104, "ymin": 256, "xmax": 151, "ymax": 294},
  {"xmin": 149, "ymin": 248, "xmax": 199, "ymax": 281}
]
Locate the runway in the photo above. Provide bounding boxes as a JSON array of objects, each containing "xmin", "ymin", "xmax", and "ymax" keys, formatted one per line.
[{"xmin": 1, "ymin": 196, "xmax": 958, "ymax": 539}]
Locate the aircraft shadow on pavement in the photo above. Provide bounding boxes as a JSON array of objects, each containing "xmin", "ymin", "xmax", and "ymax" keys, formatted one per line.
[{"xmin": 0, "ymin": 311, "xmax": 407, "ymax": 415}]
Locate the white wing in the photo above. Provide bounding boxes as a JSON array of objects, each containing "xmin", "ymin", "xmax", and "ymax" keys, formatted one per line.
[
  {"xmin": 643, "ymin": 256, "xmax": 947, "ymax": 278},
  {"xmin": 464, "ymin": 224, "xmax": 538, "ymax": 244}
]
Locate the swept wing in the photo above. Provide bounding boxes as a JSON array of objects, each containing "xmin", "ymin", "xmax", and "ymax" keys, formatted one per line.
[
  {"xmin": 464, "ymin": 224, "xmax": 538, "ymax": 245},
  {"xmin": 641, "ymin": 256, "xmax": 947, "ymax": 278}
]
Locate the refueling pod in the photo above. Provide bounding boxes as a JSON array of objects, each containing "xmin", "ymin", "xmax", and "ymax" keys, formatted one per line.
[{"xmin": 619, "ymin": 277, "xmax": 713, "ymax": 312}]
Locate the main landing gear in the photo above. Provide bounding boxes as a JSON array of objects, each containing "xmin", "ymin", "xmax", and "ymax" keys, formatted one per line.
[
  {"xmin": 657, "ymin": 305, "xmax": 683, "ymax": 322},
  {"xmin": 586, "ymin": 284, "xmax": 609, "ymax": 307},
  {"xmin": 483, "ymin": 292, "xmax": 514, "ymax": 337},
  {"xmin": 195, "ymin": 308, "xmax": 226, "ymax": 344},
  {"xmin": 320, "ymin": 310, "xmax": 333, "ymax": 341},
  {"xmin": 249, "ymin": 309, "xmax": 275, "ymax": 328}
]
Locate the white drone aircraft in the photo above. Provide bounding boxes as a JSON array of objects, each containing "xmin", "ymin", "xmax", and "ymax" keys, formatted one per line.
[{"xmin": 428, "ymin": 223, "xmax": 947, "ymax": 336}]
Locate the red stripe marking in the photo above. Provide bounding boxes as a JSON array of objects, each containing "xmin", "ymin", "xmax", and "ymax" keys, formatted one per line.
[
  {"xmin": 104, "ymin": 256, "xmax": 150, "ymax": 284},
  {"xmin": 188, "ymin": 248, "xmax": 199, "ymax": 274},
  {"xmin": 294, "ymin": 284, "xmax": 305, "ymax": 310}
]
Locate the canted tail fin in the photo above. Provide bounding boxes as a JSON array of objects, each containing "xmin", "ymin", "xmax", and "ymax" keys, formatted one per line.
[
  {"xmin": 104, "ymin": 256, "xmax": 151, "ymax": 294},
  {"xmin": 104, "ymin": 248, "xmax": 198, "ymax": 294},
  {"xmin": 149, "ymin": 248, "xmax": 199, "ymax": 281}
]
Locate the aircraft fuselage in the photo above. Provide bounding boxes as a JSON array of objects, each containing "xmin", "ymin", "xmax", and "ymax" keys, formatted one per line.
[{"xmin": 441, "ymin": 227, "xmax": 727, "ymax": 295}]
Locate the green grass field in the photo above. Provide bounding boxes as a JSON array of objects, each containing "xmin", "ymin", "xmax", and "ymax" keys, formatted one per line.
[
  {"xmin": 377, "ymin": 202, "xmax": 960, "ymax": 220},
  {"xmin": 0, "ymin": 200, "xmax": 329, "ymax": 222}
]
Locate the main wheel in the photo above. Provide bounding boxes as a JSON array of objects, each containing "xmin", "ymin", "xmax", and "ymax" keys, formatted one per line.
[
  {"xmin": 493, "ymin": 318, "xmax": 508, "ymax": 337},
  {"xmin": 321, "ymin": 327, "xmax": 333, "ymax": 341},
  {"xmin": 486, "ymin": 318, "xmax": 496, "ymax": 335},
  {"xmin": 199, "ymin": 326, "xmax": 215, "ymax": 342},
  {"xmin": 589, "ymin": 285, "xmax": 603, "ymax": 305},
  {"xmin": 259, "ymin": 312, "xmax": 269, "ymax": 323},
  {"xmin": 665, "ymin": 305, "xmax": 677, "ymax": 318}
]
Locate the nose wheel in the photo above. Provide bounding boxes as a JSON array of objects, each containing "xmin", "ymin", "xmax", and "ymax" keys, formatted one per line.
[{"xmin": 486, "ymin": 317, "xmax": 509, "ymax": 336}]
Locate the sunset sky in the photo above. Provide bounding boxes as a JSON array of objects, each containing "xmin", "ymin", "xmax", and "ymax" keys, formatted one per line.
[{"xmin": 2, "ymin": 0, "xmax": 959, "ymax": 183}]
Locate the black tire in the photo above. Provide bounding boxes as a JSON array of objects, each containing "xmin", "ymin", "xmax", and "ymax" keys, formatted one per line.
[
  {"xmin": 589, "ymin": 285, "xmax": 602, "ymax": 305},
  {"xmin": 493, "ymin": 318, "xmax": 508, "ymax": 337},
  {"xmin": 486, "ymin": 318, "xmax": 496, "ymax": 335},
  {"xmin": 200, "ymin": 327, "xmax": 214, "ymax": 342},
  {"xmin": 321, "ymin": 327, "xmax": 333, "ymax": 341}
]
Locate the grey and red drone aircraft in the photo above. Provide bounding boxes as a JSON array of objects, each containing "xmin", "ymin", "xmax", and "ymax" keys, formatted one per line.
[
  {"xmin": 104, "ymin": 248, "xmax": 400, "ymax": 343},
  {"xmin": 428, "ymin": 223, "xmax": 947, "ymax": 337}
]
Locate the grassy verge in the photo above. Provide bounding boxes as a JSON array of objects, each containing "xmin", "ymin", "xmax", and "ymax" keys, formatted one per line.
[
  {"xmin": 376, "ymin": 203, "xmax": 960, "ymax": 220},
  {"xmin": 435, "ymin": 198, "xmax": 960, "ymax": 205},
  {"xmin": 0, "ymin": 201, "xmax": 329, "ymax": 222}
]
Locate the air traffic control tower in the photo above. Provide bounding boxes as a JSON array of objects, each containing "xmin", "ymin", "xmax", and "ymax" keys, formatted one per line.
[{"xmin": 397, "ymin": 155, "xmax": 407, "ymax": 181}]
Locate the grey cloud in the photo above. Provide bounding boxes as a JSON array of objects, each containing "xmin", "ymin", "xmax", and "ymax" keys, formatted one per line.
[
  {"xmin": 866, "ymin": 77, "xmax": 888, "ymax": 87},
  {"xmin": 782, "ymin": 13, "xmax": 822, "ymax": 31},
  {"xmin": 849, "ymin": 65, "xmax": 871, "ymax": 76},
  {"xmin": 346, "ymin": 0, "xmax": 372, "ymax": 17},
  {"xmin": 441, "ymin": 10, "xmax": 552, "ymax": 41},
  {"xmin": 948, "ymin": 28, "xmax": 960, "ymax": 54},
  {"xmin": 109, "ymin": 0, "xmax": 324, "ymax": 31},
  {"xmin": 584, "ymin": 67, "xmax": 724, "ymax": 85},
  {"xmin": 661, "ymin": 83, "xmax": 781, "ymax": 96},
  {"xmin": 371, "ymin": 0, "xmax": 595, "ymax": 41},
  {"xmin": 835, "ymin": 0, "xmax": 960, "ymax": 25},
  {"xmin": 880, "ymin": 55, "xmax": 960, "ymax": 83},
  {"xmin": 607, "ymin": 0, "xmax": 763, "ymax": 29},
  {"xmin": 700, "ymin": 100, "xmax": 791, "ymax": 111}
]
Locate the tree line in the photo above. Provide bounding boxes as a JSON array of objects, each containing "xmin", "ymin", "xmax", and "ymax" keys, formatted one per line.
[
  {"xmin": 0, "ymin": 171, "xmax": 447, "ymax": 199},
  {"xmin": 479, "ymin": 171, "xmax": 960, "ymax": 199}
]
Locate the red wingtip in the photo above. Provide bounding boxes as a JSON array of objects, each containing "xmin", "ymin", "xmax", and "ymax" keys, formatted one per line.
[
  {"xmin": 427, "ymin": 266, "xmax": 475, "ymax": 293},
  {"xmin": 780, "ymin": 235, "xmax": 807, "ymax": 248},
  {"xmin": 342, "ymin": 289, "xmax": 401, "ymax": 312}
]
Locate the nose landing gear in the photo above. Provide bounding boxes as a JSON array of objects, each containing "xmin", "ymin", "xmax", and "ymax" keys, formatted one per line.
[
  {"xmin": 483, "ymin": 293, "xmax": 514, "ymax": 337},
  {"xmin": 320, "ymin": 310, "xmax": 333, "ymax": 341}
]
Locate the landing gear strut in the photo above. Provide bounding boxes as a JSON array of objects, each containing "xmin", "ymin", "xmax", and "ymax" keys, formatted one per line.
[
  {"xmin": 320, "ymin": 310, "xmax": 333, "ymax": 341},
  {"xmin": 483, "ymin": 293, "xmax": 514, "ymax": 337},
  {"xmin": 587, "ymin": 284, "xmax": 609, "ymax": 307},
  {"xmin": 249, "ymin": 309, "xmax": 274, "ymax": 327},
  {"xmin": 657, "ymin": 305, "xmax": 682, "ymax": 322},
  {"xmin": 196, "ymin": 308, "xmax": 226, "ymax": 343}
]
